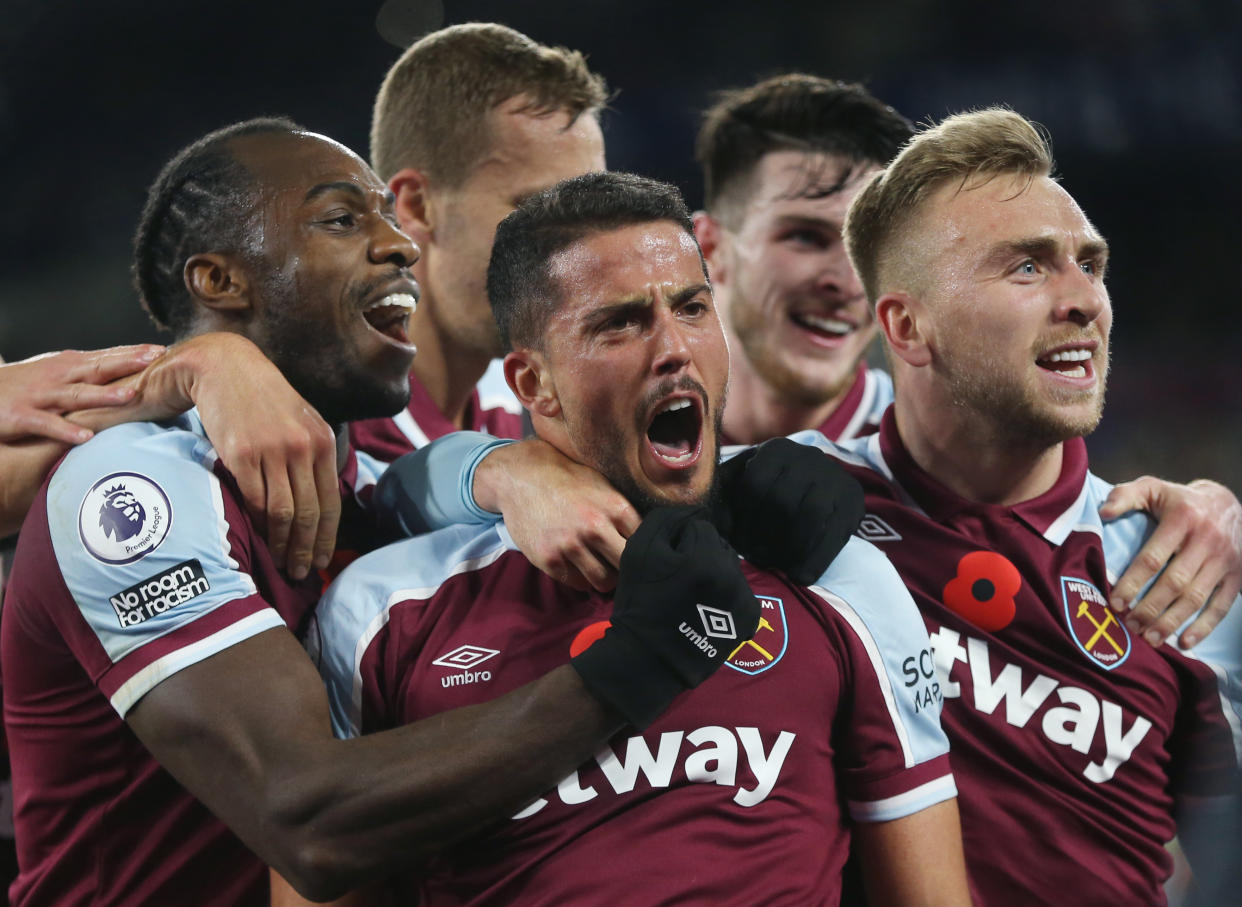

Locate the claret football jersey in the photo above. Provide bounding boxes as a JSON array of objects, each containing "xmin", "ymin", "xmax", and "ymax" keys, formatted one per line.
[
  {"xmin": 793, "ymin": 412, "xmax": 1242, "ymax": 905},
  {"xmin": 2, "ymin": 411, "xmax": 383, "ymax": 906},
  {"xmin": 720, "ymin": 363, "xmax": 892, "ymax": 447},
  {"xmin": 310, "ymin": 525, "xmax": 955, "ymax": 905},
  {"xmin": 350, "ymin": 363, "xmax": 524, "ymax": 463}
]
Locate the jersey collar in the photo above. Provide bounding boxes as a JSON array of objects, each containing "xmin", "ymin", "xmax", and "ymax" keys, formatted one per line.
[{"xmin": 876, "ymin": 408, "xmax": 1090, "ymax": 538}]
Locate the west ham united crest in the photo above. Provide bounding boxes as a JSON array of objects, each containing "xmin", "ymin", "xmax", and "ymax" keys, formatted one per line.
[
  {"xmin": 1060, "ymin": 575, "xmax": 1130, "ymax": 670},
  {"xmin": 78, "ymin": 472, "xmax": 172, "ymax": 565},
  {"xmin": 725, "ymin": 595, "xmax": 786, "ymax": 675}
]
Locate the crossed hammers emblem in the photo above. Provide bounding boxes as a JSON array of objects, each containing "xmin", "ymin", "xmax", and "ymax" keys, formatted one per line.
[
  {"xmin": 729, "ymin": 617, "xmax": 776, "ymax": 661},
  {"xmin": 1076, "ymin": 600, "xmax": 1125, "ymax": 656}
]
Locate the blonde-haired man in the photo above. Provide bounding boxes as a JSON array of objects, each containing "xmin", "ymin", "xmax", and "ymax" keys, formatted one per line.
[
  {"xmin": 691, "ymin": 76, "xmax": 1240, "ymax": 647},
  {"xmin": 818, "ymin": 107, "xmax": 1240, "ymax": 903}
]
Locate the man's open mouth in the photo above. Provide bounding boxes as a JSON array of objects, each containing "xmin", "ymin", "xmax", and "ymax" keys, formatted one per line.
[
  {"xmin": 645, "ymin": 395, "xmax": 703, "ymax": 466},
  {"xmin": 363, "ymin": 293, "xmax": 417, "ymax": 347},
  {"xmin": 790, "ymin": 311, "xmax": 853, "ymax": 340},
  {"xmin": 1036, "ymin": 346, "xmax": 1094, "ymax": 380}
]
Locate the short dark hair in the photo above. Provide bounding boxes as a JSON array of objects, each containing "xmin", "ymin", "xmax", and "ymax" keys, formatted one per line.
[
  {"xmin": 696, "ymin": 74, "xmax": 913, "ymax": 223},
  {"xmin": 132, "ymin": 117, "xmax": 304, "ymax": 337},
  {"xmin": 488, "ymin": 171, "xmax": 695, "ymax": 351}
]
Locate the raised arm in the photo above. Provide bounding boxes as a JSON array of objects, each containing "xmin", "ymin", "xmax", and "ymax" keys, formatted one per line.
[
  {"xmin": 1101, "ymin": 477, "xmax": 1242, "ymax": 647},
  {"xmin": 378, "ymin": 433, "xmax": 639, "ymax": 592},
  {"xmin": 0, "ymin": 335, "xmax": 341, "ymax": 576},
  {"xmin": 471, "ymin": 438, "xmax": 640, "ymax": 592},
  {"xmin": 0, "ymin": 344, "xmax": 163, "ymax": 443},
  {"xmin": 379, "ymin": 433, "xmax": 864, "ymax": 593}
]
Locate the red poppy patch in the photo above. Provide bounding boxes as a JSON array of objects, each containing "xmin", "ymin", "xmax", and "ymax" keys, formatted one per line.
[{"xmin": 942, "ymin": 550, "xmax": 1020, "ymax": 631}]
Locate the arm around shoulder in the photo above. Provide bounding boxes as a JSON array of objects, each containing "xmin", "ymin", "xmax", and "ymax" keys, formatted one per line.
[{"xmin": 127, "ymin": 627, "xmax": 623, "ymax": 901}]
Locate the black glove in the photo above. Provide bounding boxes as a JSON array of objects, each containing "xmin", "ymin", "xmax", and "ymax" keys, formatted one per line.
[
  {"xmin": 711, "ymin": 437, "xmax": 864, "ymax": 586},
  {"xmin": 572, "ymin": 506, "xmax": 760, "ymax": 729}
]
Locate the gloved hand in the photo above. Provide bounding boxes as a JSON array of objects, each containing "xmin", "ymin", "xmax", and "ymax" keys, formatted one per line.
[
  {"xmin": 572, "ymin": 506, "xmax": 760, "ymax": 729},
  {"xmin": 712, "ymin": 437, "xmax": 864, "ymax": 586}
]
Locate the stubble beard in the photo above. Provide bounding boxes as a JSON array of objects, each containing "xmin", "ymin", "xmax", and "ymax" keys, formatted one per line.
[
  {"xmin": 941, "ymin": 345, "xmax": 1109, "ymax": 448},
  {"xmin": 730, "ymin": 290, "xmax": 861, "ymax": 410},
  {"xmin": 574, "ymin": 376, "xmax": 727, "ymax": 516},
  {"xmin": 259, "ymin": 270, "xmax": 412, "ymax": 426}
]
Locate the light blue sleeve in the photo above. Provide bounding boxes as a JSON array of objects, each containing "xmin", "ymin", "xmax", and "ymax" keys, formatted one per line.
[
  {"xmin": 811, "ymin": 536, "xmax": 952, "ymax": 772},
  {"xmin": 307, "ymin": 523, "xmax": 515, "ymax": 738},
  {"xmin": 352, "ymin": 447, "xmax": 389, "ymax": 494},
  {"xmin": 1100, "ymin": 486, "xmax": 1242, "ymax": 885},
  {"xmin": 47, "ymin": 418, "xmax": 282, "ymax": 716},
  {"xmin": 372, "ymin": 431, "xmax": 512, "ymax": 534}
]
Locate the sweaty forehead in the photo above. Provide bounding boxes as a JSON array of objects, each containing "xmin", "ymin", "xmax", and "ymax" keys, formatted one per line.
[
  {"xmin": 915, "ymin": 174, "xmax": 1093, "ymax": 255},
  {"xmin": 548, "ymin": 221, "xmax": 705, "ymax": 303},
  {"xmin": 233, "ymin": 131, "xmax": 382, "ymax": 199}
]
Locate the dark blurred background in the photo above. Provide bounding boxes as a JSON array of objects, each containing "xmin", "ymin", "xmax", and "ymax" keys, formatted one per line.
[{"xmin": 0, "ymin": 0, "xmax": 1238, "ymax": 489}]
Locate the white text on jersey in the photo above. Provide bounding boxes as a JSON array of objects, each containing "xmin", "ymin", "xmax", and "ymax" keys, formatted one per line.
[
  {"xmin": 512, "ymin": 725, "xmax": 795, "ymax": 818},
  {"xmin": 929, "ymin": 626, "xmax": 1152, "ymax": 782}
]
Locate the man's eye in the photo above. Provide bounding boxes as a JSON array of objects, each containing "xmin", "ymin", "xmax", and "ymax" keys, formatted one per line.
[
  {"xmin": 322, "ymin": 212, "xmax": 355, "ymax": 228},
  {"xmin": 1016, "ymin": 260, "xmax": 1037, "ymax": 275},
  {"xmin": 785, "ymin": 228, "xmax": 829, "ymax": 248},
  {"xmin": 1080, "ymin": 260, "xmax": 1100, "ymax": 277},
  {"xmin": 601, "ymin": 314, "xmax": 637, "ymax": 332}
]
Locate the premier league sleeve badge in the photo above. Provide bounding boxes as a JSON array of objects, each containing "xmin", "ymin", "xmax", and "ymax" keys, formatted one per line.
[{"xmin": 78, "ymin": 472, "xmax": 173, "ymax": 565}]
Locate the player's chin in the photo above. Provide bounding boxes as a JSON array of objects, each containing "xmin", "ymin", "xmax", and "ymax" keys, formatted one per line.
[
  {"xmin": 349, "ymin": 372, "xmax": 413, "ymax": 422},
  {"xmin": 642, "ymin": 468, "xmax": 714, "ymax": 510},
  {"xmin": 1027, "ymin": 398, "xmax": 1104, "ymax": 442},
  {"xmin": 369, "ymin": 337, "xmax": 416, "ymax": 376}
]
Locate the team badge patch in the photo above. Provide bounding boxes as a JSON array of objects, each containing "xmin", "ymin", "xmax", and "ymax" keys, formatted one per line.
[
  {"xmin": 725, "ymin": 595, "xmax": 787, "ymax": 675},
  {"xmin": 1061, "ymin": 575, "xmax": 1130, "ymax": 670},
  {"xmin": 78, "ymin": 472, "xmax": 172, "ymax": 565}
]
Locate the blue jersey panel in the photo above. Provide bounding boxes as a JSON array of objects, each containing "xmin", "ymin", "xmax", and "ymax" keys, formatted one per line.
[
  {"xmin": 311, "ymin": 522, "xmax": 513, "ymax": 738},
  {"xmin": 810, "ymin": 535, "xmax": 951, "ymax": 768},
  {"xmin": 47, "ymin": 417, "xmax": 273, "ymax": 669},
  {"xmin": 375, "ymin": 431, "xmax": 513, "ymax": 534}
]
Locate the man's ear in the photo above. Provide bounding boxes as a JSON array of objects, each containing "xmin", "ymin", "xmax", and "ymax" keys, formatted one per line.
[
  {"xmin": 390, "ymin": 168, "xmax": 434, "ymax": 247},
  {"xmin": 183, "ymin": 253, "xmax": 251, "ymax": 313},
  {"xmin": 875, "ymin": 291, "xmax": 932, "ymax": 367},
  {"xmin": 692, "ymin": 211, "xmax": 728, "ymax": 285},
  {"xmin": 504, "ymin": 349, "xmax": 560, "ymax": 419}
]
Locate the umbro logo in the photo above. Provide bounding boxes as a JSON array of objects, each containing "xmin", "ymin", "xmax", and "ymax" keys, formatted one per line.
[
  {"xmin": 696, "ymin": 604, "xmax": 738, "ymax": 640},
  {"xmin": 433, "ymin": 644, "xmax": 499, "ymax": 670},
  {"xmin": 857, "ymin": 514, "xmax": 902, "ymax": 543},
  {"xmin": 434, "ymin": 644, "xmax": 499, "ymax": 688},
  {"xmin": 678, "ymin": 604, "xmax": 738, "ymax": 659}
]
